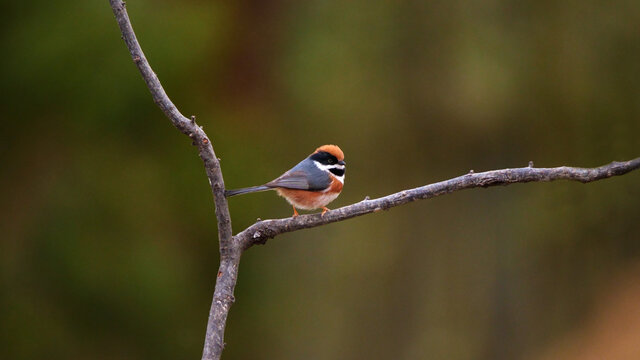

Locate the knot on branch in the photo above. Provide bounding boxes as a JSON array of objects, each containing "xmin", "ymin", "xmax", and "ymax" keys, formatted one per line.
[
  {"xmin": 245, "ymin": 226, "xmax": 278, "ymax": 248},
  {"xmin": 251, "ymin": 230, "xmax": 268, "ymax": 246}
]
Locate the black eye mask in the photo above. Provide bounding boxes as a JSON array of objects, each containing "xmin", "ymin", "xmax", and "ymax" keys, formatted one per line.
[{"xmin": 329, "ymin": 167, "xmax": 345, "ymax": 177}]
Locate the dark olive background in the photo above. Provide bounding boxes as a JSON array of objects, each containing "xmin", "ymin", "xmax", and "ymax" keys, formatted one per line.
[{"xmin": 2, "ymin": 1, "xmax": 639, "ymax": 359}]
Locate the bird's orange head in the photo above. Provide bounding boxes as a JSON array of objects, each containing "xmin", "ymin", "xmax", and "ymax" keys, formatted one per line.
[{"xmin": 314, "ymin": 144, "xmax": 344, "ymax": 161}]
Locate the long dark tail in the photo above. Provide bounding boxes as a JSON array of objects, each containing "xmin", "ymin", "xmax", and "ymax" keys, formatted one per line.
[{"xmin": 224, "ymin": 185, "xmax": 271, "ymax": 197}]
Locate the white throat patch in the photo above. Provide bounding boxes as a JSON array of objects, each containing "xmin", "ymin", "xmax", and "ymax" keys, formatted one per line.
[{"xmin": 314, "ymin": 161, "xmax": 345, "ymax": 184}]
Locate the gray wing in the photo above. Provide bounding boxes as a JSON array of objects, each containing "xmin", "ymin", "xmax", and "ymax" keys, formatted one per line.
[
  {"xmin": 265, "ymin": 158, "xmax": 331, "ymax": 191},
  {"xmin": 266, "ymin": 171, "xmax": 312, "ymax": 189}
]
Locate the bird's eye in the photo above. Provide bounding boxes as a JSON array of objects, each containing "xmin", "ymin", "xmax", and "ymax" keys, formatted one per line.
[{"xmin": 327, "ymin": 158, "xmax": 335, "ymax": 164}]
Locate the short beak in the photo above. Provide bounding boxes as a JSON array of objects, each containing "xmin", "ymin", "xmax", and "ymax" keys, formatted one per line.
[{"xmin": 338, "ymin": 160, "xmax": 346, "ymax": 166}]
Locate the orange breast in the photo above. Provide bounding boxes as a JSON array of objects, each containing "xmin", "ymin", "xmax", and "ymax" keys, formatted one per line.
[{"xmin": 276, "ymin": 176, "xmax": 343, "ymax": 210}]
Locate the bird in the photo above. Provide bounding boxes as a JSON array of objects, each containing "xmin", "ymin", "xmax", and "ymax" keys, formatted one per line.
[{"xmin": 225, "ymin": 145, "xmax": 346, "ymax": 217}]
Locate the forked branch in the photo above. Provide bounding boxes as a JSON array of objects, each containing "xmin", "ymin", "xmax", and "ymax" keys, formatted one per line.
[{"xmin": 109, "ymin": 2, "xmax": 640, "ymax": 360}]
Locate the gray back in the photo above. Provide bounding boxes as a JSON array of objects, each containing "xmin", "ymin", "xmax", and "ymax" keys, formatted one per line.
[{"xmin": 266, "ymin": 158, "xmax": 331, "ymax": 191}]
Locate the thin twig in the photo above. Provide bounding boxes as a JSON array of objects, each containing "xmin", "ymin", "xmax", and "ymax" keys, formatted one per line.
[
  {"xmin": 109, "ymin": 2, "xmax": 640, "ymax": 359},
  {"xmin": 236, "ymin": 158, "xmax": 640, "ymax": 248},
  {"xmin": 109, "ymin": 1, "xmax": 237, "ymax": 359}
]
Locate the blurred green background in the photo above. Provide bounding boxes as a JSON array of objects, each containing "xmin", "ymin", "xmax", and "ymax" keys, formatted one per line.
[{"xmin": 2, "ymin": 0, "xmax": 639, "ymax": 359}]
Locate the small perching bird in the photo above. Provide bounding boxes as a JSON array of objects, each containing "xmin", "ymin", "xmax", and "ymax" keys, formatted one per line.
[{"xmin": 225, "ymin": 145, "xmax": 346, "ymax": 217}]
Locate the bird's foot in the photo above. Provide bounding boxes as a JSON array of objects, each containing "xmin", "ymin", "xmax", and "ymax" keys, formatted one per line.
[
  {"xmin": 321, "ymin": 207, "xmax": 330, "ymax": 216},
  {"xmin": 292, "ymin": 206, "xmax": 299, "ymax": 218}
]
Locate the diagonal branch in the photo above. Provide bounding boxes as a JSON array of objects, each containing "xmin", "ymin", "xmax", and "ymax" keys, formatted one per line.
[
  {"xmin": 109, "ymin": 1, "xmax": 237, "ymax": 359},
  {"xmin": 236, "ymin": 158, "xmax": 640, "ymax": 249},
  {"xmin": 108, "ymin": 0, "xmax": 232, "ymax": 245}
]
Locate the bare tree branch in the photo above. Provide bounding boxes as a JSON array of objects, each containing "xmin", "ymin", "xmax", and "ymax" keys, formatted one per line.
[
  {"xmin": 236, "ymin": 158, "xmax": 640, "ymax": 249},
  {"xmin": 108, "ymin": 1, "xmax": 237, "ymax": 359},
  {"xmin": 109, "ymin": 2, "xmax": 640, "ymax": 359},
  {"xmin": 108, "ymin": 1, "xmax": 232, "ymax": 241}
]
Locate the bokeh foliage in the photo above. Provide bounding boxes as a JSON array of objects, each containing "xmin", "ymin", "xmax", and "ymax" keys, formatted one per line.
[{"xmin": 1, "ymin": 0, "xmax": 639, "ymax": 359}]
